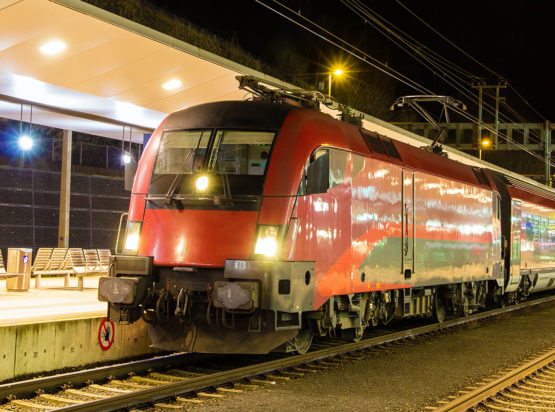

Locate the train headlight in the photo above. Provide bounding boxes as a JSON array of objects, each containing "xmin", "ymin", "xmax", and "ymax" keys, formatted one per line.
[
  {"xmin": 254, "ymin": 225, "xmax": 280, "ymax": 258},
  {"xmin": 123, "ymin": 221, "xmax": 142, "ymax": 255},
  {"xmin": 195, "ymin": 175, "xmax": 209, "ymax": 192}
]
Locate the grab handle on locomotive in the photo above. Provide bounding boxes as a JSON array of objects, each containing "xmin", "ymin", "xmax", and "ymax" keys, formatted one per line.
[
  {"xmin": 404, "ymin": 203, "xmax": 409, "ymax": 256},
  {"xmin": 115, "ymin": 212, "xmax": 128, "ymax": 255}
]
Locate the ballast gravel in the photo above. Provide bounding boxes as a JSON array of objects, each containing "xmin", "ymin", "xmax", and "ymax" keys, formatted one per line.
[{"xmin": 194, "ymin": 302, "xmax": 555, "ymax": 411}]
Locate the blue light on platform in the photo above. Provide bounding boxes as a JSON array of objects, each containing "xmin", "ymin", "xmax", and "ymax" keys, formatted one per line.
[{"xmin": 18, "ymin": 135, "xmax": 33, "ymax": 151}]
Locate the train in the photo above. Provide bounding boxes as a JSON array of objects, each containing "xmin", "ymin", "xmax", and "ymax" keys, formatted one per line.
[{"xmin": 99, "ymin": 77, "xmax": 555, "ymax": 354}]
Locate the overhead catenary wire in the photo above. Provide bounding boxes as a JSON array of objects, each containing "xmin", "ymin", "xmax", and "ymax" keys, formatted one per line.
[
  {"xmin": 342, "ymin": 1, "xmax": 490, "ymax": 115},
  {"xmin": 342, "ymin": 0, "xmax": 548, "ymax": 148},
  {"xmin": 343, "ymin": 0, "xmax": 476, "ymax": 81},
  {"xmin": 254, "ymin": 0, "xmax": 433, "ymax": 95},
  {"xmin": 343, "ymin": 0, "xmax": 546, "ymax": 147},
  {"xmin": 396, "ymin": 0, "xmax": 547, "ymax": 121},
  {"xmin": 255, "ymin": 0, "xmax": 555, "ymax": 169},
  {"xmin": 395, "ymin": 0, "xmax": 505, "ymax": 82}
]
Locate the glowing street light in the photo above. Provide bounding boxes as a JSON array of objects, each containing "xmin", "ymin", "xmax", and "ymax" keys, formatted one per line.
[
  {"xmin": 18, "ymin": 135, "xmax": 33, "ymax": 151},
  {"xmin": 478, "ymin": 137, "xmax": 492, "ymax": 160},
  {"xmin": 328, "ymin": 67, "xmax": 344, "ymax": 96},
  {"xmin": 122, "ymin": 152, "xmax": 132, "ymax": 164}
]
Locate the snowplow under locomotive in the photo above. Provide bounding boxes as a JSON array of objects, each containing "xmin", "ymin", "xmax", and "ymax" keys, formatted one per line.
[{"xmin": 99, "ymin": 86, "xmax": 555, "ymax": 354}]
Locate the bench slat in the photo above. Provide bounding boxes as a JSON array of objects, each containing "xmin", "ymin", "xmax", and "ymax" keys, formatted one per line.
[{"xmin": 0, "ymin": 250, "xmax": 5, "ymax": 274}]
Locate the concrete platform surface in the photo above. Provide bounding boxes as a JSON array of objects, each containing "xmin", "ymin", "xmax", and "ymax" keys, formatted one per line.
[{"xmin": 0, "ymin": 277, "xmax": 106, "ymax": 326}]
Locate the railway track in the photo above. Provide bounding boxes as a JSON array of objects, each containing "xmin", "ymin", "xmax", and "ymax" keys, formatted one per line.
[
  {"xmin": 2, "ymin": 294, "xmax": 554, "ymax": 412},
  {"xmin": 430, "ymin": 346, "xmax": 555, "ymax": 411}
]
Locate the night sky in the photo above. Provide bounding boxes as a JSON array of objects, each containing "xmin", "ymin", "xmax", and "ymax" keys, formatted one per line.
[{"xmin": 153, "ymin": 0, "xmax": 554, "ymax": 121}]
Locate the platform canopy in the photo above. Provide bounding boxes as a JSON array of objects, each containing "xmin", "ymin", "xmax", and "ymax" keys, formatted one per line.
[{"xmin": 0, "ymin": 0, "xmax": 289, "ymax": 142}]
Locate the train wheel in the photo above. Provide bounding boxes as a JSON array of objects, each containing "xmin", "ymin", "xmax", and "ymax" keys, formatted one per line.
[
  {"xmin": 288, "ymin": 329, "xmax": 313, "ymax": 355},
  {"xmin": 340, "ymin": 325, "xmax": 365, "ymax": 342},
  {"xmin": 353, "ymin": 325, "xmax": 365, "ymax": 342},
  {"xmin": 432, "ymin": 292, "xmax": 446, "ymax": 323}
]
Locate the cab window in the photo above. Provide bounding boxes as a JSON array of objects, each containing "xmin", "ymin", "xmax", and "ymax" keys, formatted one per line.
[
  {"xmin": 300, "ymin": 148, "xmax": 349, "ymax": 195},
  {"xmin": 305, "ymin": 149, "xmax": 329, "ymax": 195}
]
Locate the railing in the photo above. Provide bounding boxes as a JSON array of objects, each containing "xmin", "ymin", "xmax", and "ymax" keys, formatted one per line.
[{"xmin": 115, "ymin": 213, "xmax": 128, "ymax": 255}]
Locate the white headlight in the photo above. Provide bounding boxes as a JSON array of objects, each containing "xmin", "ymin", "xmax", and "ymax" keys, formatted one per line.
[
  {"xmin": 124, "ymin": 233, "xmax": 139, "ymax": 250},
  {"xmin": 124, "ymin": 221, "xmax": 142, "ymax": 255},
  {"xmin": 254, "ymin": 225, "xmax": 280, "ymax": 257},
  {"xmin": 195, "ymin": 175, "xmax": 209, "ymax": 191}
]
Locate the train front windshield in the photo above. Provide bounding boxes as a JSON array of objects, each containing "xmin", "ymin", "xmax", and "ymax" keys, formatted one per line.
[{"xmin": 148, "ymin": 129, "xmax": 275, "ymax": 209}]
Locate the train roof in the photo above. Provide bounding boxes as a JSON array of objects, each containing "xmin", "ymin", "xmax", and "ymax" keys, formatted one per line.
[
  {"xmin": 336, "ymin": 105, "xmax": 555, "ymax": 202},
  {"xmin": 162, "ymin": 100, "xmax": 295, "ymax": 131},
  {"xmin": 487, "ymin": 170, "xmax": 555, "ymax": 209},
  {"xmin": 156, "ymin": 99, "xmax": 555, "ymax": 206}
]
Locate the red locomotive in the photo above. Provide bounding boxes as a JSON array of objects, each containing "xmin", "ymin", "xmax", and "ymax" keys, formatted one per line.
[{"xmin": 99, "ymin": 78, "xmax": 555, "ymax": 354}]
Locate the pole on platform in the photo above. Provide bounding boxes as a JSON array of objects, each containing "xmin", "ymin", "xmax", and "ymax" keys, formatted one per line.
[
  {"xmin": 494, "ymin": 86, "xmax": 500, "ymax": 148},
  {"xmin": 58, "ymin": 130, "xmax": 72, "ymax": 247},
  {"xmin": 477, "ymin": 86, "xmax": 483, "ymax": 146},
  {"xmin": 545, "ymin": 120, "xmax": 551, "ymax": 186}
]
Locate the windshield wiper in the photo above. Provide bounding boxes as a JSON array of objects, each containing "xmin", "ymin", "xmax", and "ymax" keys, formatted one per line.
[
  {"xmin": 216, "ymin": 155, "xmax": 234, "ymax": 208},
  {"xmin": 164, "ymin": 148, "xmax": 197, "ymax": 205}
]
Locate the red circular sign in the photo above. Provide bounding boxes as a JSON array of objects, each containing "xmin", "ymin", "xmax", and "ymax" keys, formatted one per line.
[{"xmin": 98, "ymin": 319, "xmax": 115, "ymax": 351}]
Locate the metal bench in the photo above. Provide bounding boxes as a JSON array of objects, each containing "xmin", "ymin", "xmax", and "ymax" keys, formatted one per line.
[
  {"xmin": 83, "ymin": 249, "xmax": 101, "ymax": 272},
  {"xmin": 33, "ymin": 248, "xmax": 73, "ymax": 288},
  {"xmin": 31, "ymin": 248, "xmax": 53, "ymax": 288},
  {"xmin": 97, "ymin": 249, "xmax": 112, "ymax": 273},
  {"xmin": 67, "ymin": 248, "xmax": 98, "ymax": 291}
]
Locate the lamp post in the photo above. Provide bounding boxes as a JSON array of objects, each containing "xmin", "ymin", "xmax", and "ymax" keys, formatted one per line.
[
  {"xmin": 328, "ymin": 68, "xmax": 344, "ymax": 96},
  {"xmin": 479, "ymin": 137, "xmax": 491, "ymax": 160}
]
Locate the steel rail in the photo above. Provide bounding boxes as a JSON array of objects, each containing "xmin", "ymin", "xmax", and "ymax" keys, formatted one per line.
[
  {"xmin": 52, "ymin": 294, "xmax": 555, "ymax": 412},
  {"xmin": 0, "ymin": 352, "xmax": 205, "ymax": 401},
  {"xmin": 435, "ymin": 347, "xmax": 555, "ymax": 411}
]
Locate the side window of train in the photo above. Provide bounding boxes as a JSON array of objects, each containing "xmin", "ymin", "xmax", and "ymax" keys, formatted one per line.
[
  {"xmin": 329, "ymin": 149, "xmax": 348, "ymax": 188},
  {"xmin": 352, "ymin": 153, "xmax": 364, "ymax": 177},
  {"xmin": 304, "ymin": 148, "xmax": 330, "ymax": 195},
  {"xmin": 493, "ymin": 194, "xmax": 501, "ymax": 220}
]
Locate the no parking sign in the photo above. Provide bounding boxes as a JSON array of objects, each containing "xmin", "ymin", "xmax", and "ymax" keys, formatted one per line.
[{"xmin": 98, "ymin": 319, "xmax": 115, "ymax": 351}]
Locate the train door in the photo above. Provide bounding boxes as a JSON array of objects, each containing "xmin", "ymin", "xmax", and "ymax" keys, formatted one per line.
[
  {"xmin": 402, "ymin": 170, "xmax": 415, "ymax": 279},
  {"xmin": 505, "ymin": 199, "xmax": 522, "ymax": 292}
]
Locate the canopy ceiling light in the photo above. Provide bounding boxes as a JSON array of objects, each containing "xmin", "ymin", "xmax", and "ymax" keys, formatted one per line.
[
  {"xmin": 39, "ymin": 39, "xmax": 67, "ymax": 56},
  {"xmin": 162, "ymin": 78, "xmax": 182, "ymax": 90}
]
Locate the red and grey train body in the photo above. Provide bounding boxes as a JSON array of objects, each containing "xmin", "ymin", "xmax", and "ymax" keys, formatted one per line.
[{"xmin": 99, "ymin": 100, "xmax": 555, "ymax": 354}]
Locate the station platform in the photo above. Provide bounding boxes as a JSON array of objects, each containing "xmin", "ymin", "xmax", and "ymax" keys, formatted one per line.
[
  {"xmin": 0, "ymin": 277, "xmax": 105, "ymax": 326},
  {"xmin": 0, "ymin": 277, "xmax": 153, "ymax": 382}
]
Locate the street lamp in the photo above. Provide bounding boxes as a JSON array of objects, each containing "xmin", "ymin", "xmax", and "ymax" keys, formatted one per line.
[
  {"xmin": 328, "ymin": 67, "xmax": 344, "ymax": 96},
  {"xmin": 18, "ymin": 135, "xmax": 33, "ymax": 151},
  {"xmin": 478, "ymin": 137, "xmax": 491, "ymax": 160}
]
